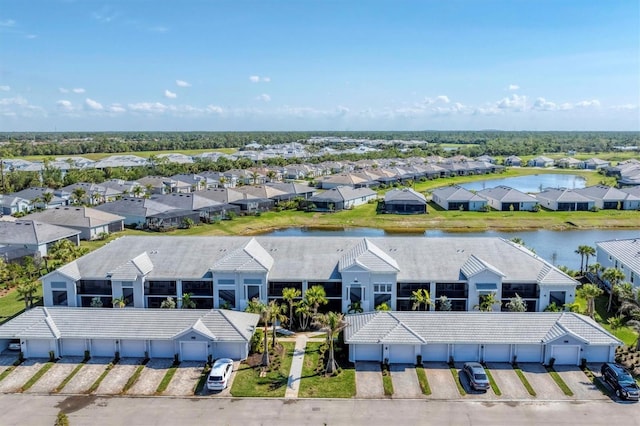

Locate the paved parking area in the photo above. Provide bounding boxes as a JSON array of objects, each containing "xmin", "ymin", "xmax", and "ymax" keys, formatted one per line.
[
  {"xmin": 390, "ymin": 364, "xmax": 422, "ymax": 399},
  {"xmin": 519, "ymin": 363, "xmax": 569, "ymax": 400},
  {"xmin": 127, "ymin": 358, "xmax": 173, "ymax": 395},
  {"xmin": 61, "ymin": 357, "xmax": 111, "ymax": 394},
  {"xmin": 95, "ymin": 358, "xmax": 144, "ymax": 395},
  {"xmin": 164, "ymin": 361, "xmax": 203, "ymax": 396},
  {"xmin": 0, "ymin": 359, "xmax": 47, "ymax": 393},
  {"xmin": 423, "ymin": 362, "xmax": 459, "ymax": 399},
  {"xmin": 25, "ymin": 357, "xmax": 83, "ymax": 394},
  {"xmin": 0, "ymin": 354, "xmax": 18, "ymax": 376},
  {"xmin": 454, "ymin": 363, "xmax": 499, "ymax": 399},
  {"xmin": 486, "ymin": 363, "xmax": 533, "ymax": 400},
  {"xmin": 554, "ymin": 365, "xmax": 606, "ymax": 400},
  {"xmin": 355, "ymin": 362, "xmax": 384, "ymax": 398},
  {"xmin": 199, "ymin": 361, "xmax": 240, "ymax": 397}
]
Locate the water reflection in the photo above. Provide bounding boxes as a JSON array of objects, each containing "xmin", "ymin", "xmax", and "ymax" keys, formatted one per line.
[{"xmin": 459, "ymin": 174, "xmax": 586, "ymax": 193}]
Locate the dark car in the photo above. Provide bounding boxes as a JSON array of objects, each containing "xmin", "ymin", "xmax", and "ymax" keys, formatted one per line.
[
  {"xmin": 601, "ymin": 363, "xmax": 639, "ymax": 401},
  {"xmin": 463, "ymin": 362, "xmax": 490, "ymax": 391}
]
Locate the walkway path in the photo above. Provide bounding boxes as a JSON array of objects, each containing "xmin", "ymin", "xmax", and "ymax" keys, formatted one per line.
[{"xmin": 285, "ymin": 335, "xmax": 308, "ymax": 398}]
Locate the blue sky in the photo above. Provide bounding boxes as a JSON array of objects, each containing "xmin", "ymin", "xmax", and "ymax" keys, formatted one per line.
[{"xmin": 1, "ymin": 0, "xmax": 638, "ymax": 132}]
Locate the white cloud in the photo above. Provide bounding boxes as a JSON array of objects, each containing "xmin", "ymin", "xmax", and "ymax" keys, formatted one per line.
[
  {"xmin": 59, "ymin": 88, "xmax": 69, "ymax": 94},
  {"xmin": 0, "ymin": 96, "xmax": 46, "ymax": 117},
  {"xmin": 423, "ymin": 95, "xmax": 450, "ymax": 105},
  {"xmin": 508, "ymin": 84, "xmax": 520, "ymax": 91},
  {"xmin": 0, "ymin": 85, "xmax": 10, "ymax": 92},
  {"xmin": 206, "ymin": 105, "xmax": 224, "ymax": 114},
  {"xmin": 249, "ymin": 75, "xmax": 270, "ymax": 83},
  {"xmin": 532, "ymin": 97, "xmax": 556, "ymax": 111},
  {"xmin": 164, "ymin": 89, "xmax": 177, "ymax": 99},
  {"xmin": 497, "ymin": 94, "xmax": 527, "ymax": 111},
  {"xmin": 84, "ymin": 98, "xmax": 103, "ymax": 111},
  {"xmin": 128, "ymin": 102, "xmax": 169, "ymax": 113},
  {"xmin": 0, "ymin": 96, "xmax": 27, "ymax": 106},
  {"xmin": 0, "ymin": 19, "xmax": 16, "ymax": 27},
  {"xmin": 436, "ymin": 95, "xmax": 450, "ymax": 103},
  {"xmin": 574, "ymin": 99, "xmax": 600, "ymax": 108},
  {"xmin": 532, "ymin": 97, "xmax": 601, "ymax": 111},
  {"xmin": 72, "ymin": 88, "xmax": 86, "ymax": 94},
  {"xmin": 256, "ymin": 94, "xmax": 271, "ymax": 102},
  {"xmin": 609, "ymin": 104, "xmax": 638, "ymax": 111},
  {"xmin": 262, "ymin": 77, "xmax": 271, "ymax": 83},
  {"xmin": 56, "ymin": 100, "xmax": 74, "ymax": 112},
  {"xmin": 176, "ymin": 80, "xmax": 191, "ymax": 87},
  {"xmin": 107, "ymin": 103, "xmax": 126, "ymax": 113}
]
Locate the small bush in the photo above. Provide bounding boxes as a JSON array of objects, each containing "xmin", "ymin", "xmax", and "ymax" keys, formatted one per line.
[
  {"xmin": 83, "ymin": 350, "xmax": 91, "ymax": 362},
  {"xmin": 49, "ymin": 351, "xmax": 56, "ymax": 362}
]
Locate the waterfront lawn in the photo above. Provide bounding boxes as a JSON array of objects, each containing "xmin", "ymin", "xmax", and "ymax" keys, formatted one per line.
[
  {"xmin": 574, "ymin": 295, "xmax": 638, "ymax": 346},
  {"xmin": 297, "ymin": 342, "xmax": 356, "ymax": 398},
  {"xmin": 230, "ymin": 342, "xmax": 294, "ymax": 397}
]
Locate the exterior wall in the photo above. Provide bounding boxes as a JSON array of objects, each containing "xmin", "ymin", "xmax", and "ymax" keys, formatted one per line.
[
  {"xmin": 538, "ymin": 284, "xmax": 575, "ymax": 311},
  {"xmin": 544, "ymin": 335, "xmax": 583, "ymax": 365},
  {"xmin": 468, "ymin": 200, "xmax": 487, "ymax": 212},
  {"xmin": 624, "ymin": 198, "xmax": 640, "ymax": 210},
  {"xmin": 112, "ymin": 278, "xmax": 145, "ymax": 308},
  {"xmin": 42, "ymin": 273, "xmax": 78, "ymax": 307},
  {"xmin": 341, "ymin": 267, "xmax": 397, "ymax": 312},
  {"xmin": 466, "ymin": 270, "xmax": 503, "ymax": 311},
  {"xmin": 213, "ymin": 271, "xmax": 268, "ymax": 310},
  {"xmin": 596, "ymin": 248, "xmax": 637, "ymax": 286}
]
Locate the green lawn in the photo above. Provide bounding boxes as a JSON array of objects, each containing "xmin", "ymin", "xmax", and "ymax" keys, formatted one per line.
[
  {"xmin": 230, "ymin": 342, "xmax": 295, "ymax": 397},
  {"xmin": 574, "ymin": 294, "xmax": 638, "ymax": 346},
  {"xmin": 22, "ymin": 148, "xmax": 237, "ymax": 162},
  {"xmin": 0, "ymin": 287, "xmax": 42, "ymax": 324},
  {"xmin": 297, "ymin": 342, "xmax": 355, "ymax": 398}
]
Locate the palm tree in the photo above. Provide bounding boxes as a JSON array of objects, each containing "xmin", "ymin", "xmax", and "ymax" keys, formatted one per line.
[
  {"xmin": 438, "ymin": 295, "xmax": 452, "ymax": 311},
  {"xmin": 583, "ymin": 246, "xmax": 596, "ymax": 273},
  {"xmin": 575, "ymin": 245, "xmax": 595, "ymax": 275},
  {"xmin": 268, "ymin": 300, "xmax": 287, "ymax": 348},
  {"xmin": 304, "ymin": 285, "xmax": 328, "ymax": 317},
  {"xmin": 295, "ymin": 302, "xmax": 312, "ymax": 331},
  {"xmin": 180, "ymin": 292, "xmax": 196, "ymax": 309},
  {"xmin": 245, "ymin": 298, "xmax": 270, "ymax": 366},
  {"xmin": 312, "ymin": 311, "xmax": 347, "ymax": 375},
  {"xmin": 602, "ymin": 267, "xmax": 626, "ymax": 312},
  {"xmin": 475, "ymin": 293, "xmax": 500, "ymax": 312},
  {"xmin": 282, "ymin": 287, "xmax": 301, "ymax": 329},
  {"xmin": 71, "ymin": 187, "xmax": 86, "ymax": 205},
  {"xmin": 41, "ymin": 191, "xmax": 53, "ymax": 208},
  {"xmin": 411, "ymin": 288, "xmax": 432, "ymax": 311},
  {"xmin": 375, "ymin": 302, "xmax": 391, "ymax": 311},
  {"xmin": 587, "ymin": 262, "xmax": 602, "ymax": 275},
  {"xmin": 132, "ymin": 185, "xmax": 143, "ymax": 198},
  {"xmin": 90, "ymin": 297, "xmax": 103, "ymax": 308},
  {"xmin": 576, "ymin": 283, "xmax": 604, "ymax": 317},
  {"xmin": 505, "ymin": 293, "xmax": 527, "ymax": 312},
  {"xmin": 112, "ymin": 296, "xmax": 127, "ymax": 308},
  {"xmin": 16, "ymin": 280, "xmax": 39, "ymax": 309}
]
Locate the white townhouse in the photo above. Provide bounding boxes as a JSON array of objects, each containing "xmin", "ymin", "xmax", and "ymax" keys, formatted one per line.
[{"xmin": 595, "ymin": 238, "xmax": 640, "ymax": 288}]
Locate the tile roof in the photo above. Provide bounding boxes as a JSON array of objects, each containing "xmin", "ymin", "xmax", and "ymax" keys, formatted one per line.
[
  {"xmin": 477, "ymin": 186, "xmax": 537, "ymax": 203},
  {"xmin": 0, "ymin": 220, "xmax": 80, "ymax": 245},
  {"xmin": 596, "ymin": 238, "xmax": 640, "ymax": 275},
  {"xmin": 339, "ymin": 238, "xmax": 400, "ymax": 272},
  {"xmin": 26, "ymin": 206, "xmax": 124, "ymax": 228},
  {"xmin": 460, "ymin": 255, "xmax": 505, "ymax": 278}
]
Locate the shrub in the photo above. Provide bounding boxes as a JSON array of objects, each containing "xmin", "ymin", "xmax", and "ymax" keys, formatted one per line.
[
  {"xmin": 548, "ymin": 357, "xmax": 555, "ymax": 368},
  {"xmin": 49, "ymin": 350, "xmax": 56, "ymax": 362},
  {"xmin": 83, "ymin": 350, "xmax": 91, "ymax": 362}
]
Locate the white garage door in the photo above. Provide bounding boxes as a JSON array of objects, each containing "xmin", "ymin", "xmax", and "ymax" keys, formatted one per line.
[
  {"xmin": 453, "ymin": 344, "xmax": 479, "ymax": 362},
  {"xmin": 150, "ymin": 340, "xmax": 174, "ymax": 358},
  {"xmin": 551, "ymin": 345, "xmax": 580, "ymax": 365},
  {"xmin": 92, "ymin": 339, "xmax": 116, "ymax": 357},
  {"xmin": 354, "ymin": 344, "xmax": 382, "ymax": 362},
  {"xmin": 120, "ymin": 340, "xmax": 146, "ymax": 358},
  {"xmin": 584, "ymin": 346, "xmax": 610, "ymax": 363},
  {"xmin": 484, "ymin": 344, "xmax": 511, "ymax": 362},
  {"xmin": 61, "ymin": 339, "xmax": 86, "ymax": 356},
  {"xmin": 515, "ymin": 344, "xmax": 543, "ymax": 363},
  {"xmin": 422, "ymin": 344, "xmax": 448, "ymax": 362},
  {"xmin": 26, "ymin": 339, "xmax": 52, "ymax": 358},
  {"xmin": 389, "ymin": 345, "xmax": 415, "ymax": 364},
  {"xmin": 214, "ymin": 343, "xmax": 242, "ymax": 360},
  {"xmin": 180, "ymin": 341, "xmax": 208, "ymax": 361}
]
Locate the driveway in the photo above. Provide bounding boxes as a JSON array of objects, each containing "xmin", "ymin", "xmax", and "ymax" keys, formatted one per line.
[
  {"xmin": 61, "ymin": 357, "xmax": 111, "ymax": 394},
  {"xmin": 519, "ymin": 363, "xmax": 569, "ymax": 400},
  {"xmin": 25, "ymin": 357, "xmax": 83, "ymax": 394},
  {"xmin": 0, "ymin": 354, "xmax": 18, "ymax": 376},
  {"xmin": 454, "ymin": 363, "xmax": 499, "ymax": 399},
  {"xmin": 164, "ymin": 361, "xmax": 204, "ymax": 396},
  {"xmin": 127, "ymin": 358, "xmax": 173, "ymax": 395},
  {"xmin": 355, "ymin": 362, "xmax": 384, "ymax": 398},
  {"xmin": 95, "ymin": 358, "xmax": 143, "ymax": 395},
  {"xmin": 423, "ymin": 362, "xmax": 459, "ymax": 399},
  {"xmin": 0, "ymin": 359, "xmax": 47, "ymax": 393},
  {"xmin": 390, "ymin": 364, "xmax": 422, "ymax": 399},
  {"xmin": 485, "ymin": 362, "xmax": 534, "ymax": 400},
  {"xmin": 199, "ymin": 361, "xmax": 240, "ymax": 397},
  {"xmin": 554, "ymin": 365, "xmax": 607, "ymax": 400}
]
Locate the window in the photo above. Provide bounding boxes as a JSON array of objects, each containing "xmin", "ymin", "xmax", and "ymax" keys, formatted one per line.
[
  {"xmin": 219, "ymin": 289, "xmax": 235, "ymax": 309},
  {"xmin": 374, "ymin": 284, "xmax": 392, "ymax": 293},
  {"xmin": 268, "ymin": 282, "xmax": 302, "ymax": 298},
  {"xmin": 349, "ymin": 286, "xmax": 364, "ymax": 303},
  {"xmin": 502, "ymin": 283, "xmax": 538, "ymax": 299},
  {"xmin": 78, "ymin": 280, "xmax": 112, "ymax": 295},
  {"xmin": 183, "ymin": 281, "xmax": 212, "ymax": 296},
  {"xmin": 245, "ymin": 285, "xmax": 260, "ymax": 301},
  {"xmin": 435, "ymin": 283, "xmax": 467, "ymax": 298},
  {"xmin": 50, "ymin": 282, "xmax": 66, "ymax": 289},
  {"xmin": 52, "ymin": 290, "xmax": 67, "ymax": 306},
  {"xmin": 309, "ymin": 282, "xmax": 341, "ymax": 298},
  {"xmin": 244, "ymin": 278, "xmax": 262, "ymax": 285},
  {"xmin": 397, "ymin": 283, "xmax": 430, "ymax": 298},
  {"xmin": 218, "ymin": 279, "xmax": 235, "ymax": 286},
  {"xmin": 146, "ymin": 281, "xmax": 176, "ymax": 295},
  {"xmin": 123, "ymin": 288, "xmax": 134, "ymax": 307}
]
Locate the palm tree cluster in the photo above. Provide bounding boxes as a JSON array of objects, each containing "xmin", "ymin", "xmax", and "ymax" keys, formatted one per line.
[{"xmin": 574, "ymin": 245, "xmax": 596, "ymax": 276}]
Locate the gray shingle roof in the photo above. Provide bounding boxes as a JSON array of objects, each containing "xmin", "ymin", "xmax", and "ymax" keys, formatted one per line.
[
  {"xmin": 477, "ymin": 186, "xmax": 537, "ymax": 203},
  {"xmin": 596, "ymin": 238, "xmax": 640, "ymax": 275},
  {"xmin": 461, "ymin": 255, "xmax": 505, "ymax": 278},
  {"xmin": 0, "ymin": 220, "xmax": 80, "ymax": 245},
  {"xmin": 0, "ymin": 307, "xmax": 259, "ymax": 342},
  {"xmin": 339, "ymin": 238, "xmax": 400, "ymax": 272},
  {"xmin": 432, "ymin": 185, "xmax": 486, "ymax": 202},
  {"xmin": 344, "ymin": 311, "xmax": 620, "ymax": 345},
  {"xmin": 535, "ymin": 188, "xmax": 593, "ymax": 203},
  {"xmin": 384, "ymin": 188, "xmax": 427, "ymax": 203},
  {"xmin": 26, "ymin": 206, "xmax": 124, "ymax": 228}
]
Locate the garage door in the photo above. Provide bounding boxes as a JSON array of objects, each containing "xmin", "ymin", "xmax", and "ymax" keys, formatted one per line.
[
  {"xmin": 584, "ymin": 346, "xmax": 610, "ymax": 363},
  {"xmin": 422, "ymin": 344, "xmax": 448, "ymax": 362},
  {"xmin": 389, "ymin": 345, "xmax": 415, "ymax": 364},
  {"xmin": 515, "ymin": 344, "xmax": 543, "ymax": 363},
  {"xmin": 180, "ymin": 341, "xmax": 208, "ymax": 361},
  {"xmin": 26, "ymin": 339, "xmax": 52, "ymax": 358},
  {"xmin": 92, "ymin": 339, "xmax": 116, "ymax": 357},
  {"xmin": 551, "ymin": 345, "xmax": 580, "ymax": 365},
  {"xmin": 453, "ymin": 344, "xmax": 479, "ymax": 362},
  {"xmin": 120, "ymin": 340, "xmax": 146, "ymax": 358},
  {"xmin": 150, "ymin": 340, "xmax": 175, "ymax": 358},
  {"xmin": 214, "ymin": 343, "xmax": 242, "ymax": 360},
  {"xmin": 353, "ymin": 344, "xmax": 382, "ymax": 362},
  {"xmin": 484, "ymin": 344, "xmax": 511, "ymax": 362},
  {"xmin": 61, "ymin": 339, "xmax": 86, "ymax": 356}
]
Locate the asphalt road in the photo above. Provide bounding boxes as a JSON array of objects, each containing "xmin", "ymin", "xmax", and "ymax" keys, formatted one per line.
[{"xmin": 2, "ymin": 394, "xmax": 639, "ymax": 426}]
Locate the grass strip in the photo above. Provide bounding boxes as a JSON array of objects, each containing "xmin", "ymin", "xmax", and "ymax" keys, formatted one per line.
[
  {"xmin": 122, "ymin": 359, "xmax": 148, "ymax": 394},
  {"xmin": 545, "ymin": 367, "xmax": 574, "ymax": 396},
  {"xmin": 513, "ymin": 366, "xmax": 536, "ymax": 396},
  {"xmin": 155, "ymin": 362, "xmax": 179, "ymax": 395},
  {"xmin": 20, "ymin": 362, "xmax": 54, "ymax": 392},
  {"xmin": 415, "ymin": 364, "xmax": 431, "ymax": 395},
  {"xmin": 581, "ymin": 365, "xmax": 610, "ymax": 396},
  {"xmin": 482, "ymin": 365, "xmax": 501, "ymax": 396},
  {"xmin": 297, "ymin": 342, "xmax": 355, "ymax": 398},
  {"xmin": 87, "ymin": 359, "xmax": 117, "ymax": 394},
  {"xmin": 193, "ymin": 363, "xmax": 212, "ymax": 395},
  {"xmin": 54, "ymin": 363, "xmax": 86, "ymax": 393},
  {"xmin": 381, "ymin": 364, "xmax": 394, "ymax": 396},
  {"xmin": 0, "ymin": 357, "xmax": 24, "ymax": 383},
  {"xmin": 449, "ymin": 365, "xmax": 466, "ymax": 396}
]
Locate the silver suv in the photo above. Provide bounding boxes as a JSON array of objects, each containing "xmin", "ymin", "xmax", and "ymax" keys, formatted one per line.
[{"xmin": 463, "ymin": 362, "xmax": 490, "ymax": 391}]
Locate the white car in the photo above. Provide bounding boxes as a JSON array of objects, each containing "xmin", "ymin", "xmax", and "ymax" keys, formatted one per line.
[
  {"xmin": 207, "ymin": 358, "xmax": 234, "ymax": 391},
  {"xmin": 8, "ymin": 339, "xmax": 21, "ymax": 351}
]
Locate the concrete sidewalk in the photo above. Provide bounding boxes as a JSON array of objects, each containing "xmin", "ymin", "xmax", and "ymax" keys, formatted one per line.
[{"xmin": 285, "ymin": 335, "xmax": 308, "ymax": 398}]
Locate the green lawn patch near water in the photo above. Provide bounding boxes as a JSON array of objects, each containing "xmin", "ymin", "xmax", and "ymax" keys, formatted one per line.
[
  {"xmin": 230, "ymin": 342, "xmax": 295, "ymax": 397},
  {"xmin": 297, "ymin": 342, "xmax": 355, "ymax": 398},
  {"xmin": 574, "ymin": 294, "xmax": 638, "ymax": 346}
]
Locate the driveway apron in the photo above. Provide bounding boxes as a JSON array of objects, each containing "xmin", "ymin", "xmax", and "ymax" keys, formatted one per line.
[
  {"xmin": 199, "ymin": 361, "xmax": 240, "ymax": 397},
  {"xmin": 554, "ymin": 365, "xmax": 606, "ymax": 400},
  {"xmin": 95, "ymin": 358, "xmax": 143, "ymax": 395},
  {"xmin": 0, "ymin": 354, "xmax": 18, "ymax": 376},
  {"xmin": 61, "ymin": 357, "xmax": 111, "ymax": 394},
  {"xmin": 423, "ymin": 362, "xmax": 459, "ymax": 399},
  {"xmin": 355, "ymin": 362, "xmax": 384, "ymax": 398},
  {"xmin": 0, "ymin": 359, "xmax": 47, "ymax": 393},
  {"xmin": 519, "ymin": 363, "xmax": 568, "ymax": 400},
  {"xmin": 485, "ymin": 363, "xmax": 533, "ymax": 400},
  {"xmin": 164, "ymin": 361, "xmax": 204, "ymax": 396},
  {"xmin": 390, "ymin": 364, "xmax": 422, "ymax": 399},
  {"xmin": 127, "ymin": 358, "xmax": 173, "ymax": 395},
  {"xmin": 26, "ymin": 357, "xmax": 83, "ymax": 394}
]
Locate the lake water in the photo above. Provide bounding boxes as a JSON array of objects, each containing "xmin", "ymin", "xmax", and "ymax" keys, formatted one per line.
[
  {"xmin": 266, "ymin": 227, "xmax": 638, "ymax": 271},
  {"xmin": 459, "ymin": 174, "xmax": 587, "ymax": 193}
]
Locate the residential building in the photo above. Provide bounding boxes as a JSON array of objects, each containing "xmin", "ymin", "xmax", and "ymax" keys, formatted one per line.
[
  {"xmin": 574, "ymin": 185, "xmax": 628, "ymax": 210},
  {"xmin": 527, "ymin": 156, "xmax": 555, "ymax": 167},
  {"xmin": 25, "ymin": 206, "xmax": 125, "ymax": 240},
  {"xmin": 431, "ymin": 185, "xmax": 487, "ymax": 211},
  {"xmin": 595, "ymin": 238, "xmax": 640, "ymax": 288},
  {"xmin": 504, "ymin": 155, "xmax": 522, "ymax": 167},
  {"xmin": 477, "ymin": 186, "xmax": 538, "ymax": 211},
  {"xmin": 308, "ymin": 186, "xmax": 377, "ymax": 211},
  {"xmin": 0, "ymin": 220, "xmax": 81, "ymax": 258},
  {"xmin": 382, "ymin": 188, "xmax": 427, "ymax": 214},
  {"xmin": 534, "ymin": 188, "xmax": 595, "ymax": 211}
]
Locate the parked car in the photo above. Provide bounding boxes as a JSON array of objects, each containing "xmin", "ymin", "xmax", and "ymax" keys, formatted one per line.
[
  {"xmin": 8, "ymin": 339, "xmax": 20, "ymax": 351},
  {"xmin": 601, "ymin": 363, "xmax": 639, "ymax": 401},
  {"xmin": 463, "ymin": 362, "xmax": 490, "ymax": 391},
  {"xmin": 207, "ymin": 358, "xmax": 234, "ymax": 391}
]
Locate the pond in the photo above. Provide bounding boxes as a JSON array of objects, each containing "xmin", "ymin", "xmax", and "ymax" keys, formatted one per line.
[
  {"xmin": 458, "ymin": 174, "xmax": 587, "ymax": 193},
  {"xmin": 265, "ymin": 227, "xmax": 638, "ymax": 271}
]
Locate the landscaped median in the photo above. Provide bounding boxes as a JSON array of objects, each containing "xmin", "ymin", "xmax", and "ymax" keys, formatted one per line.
[
  {"xmin": 231, "ymin": 342, "xmax": 295, "ymax": 397},
  {"xmin": 297, "ymin": 342, "xmax": 355, "ymax": 398}
]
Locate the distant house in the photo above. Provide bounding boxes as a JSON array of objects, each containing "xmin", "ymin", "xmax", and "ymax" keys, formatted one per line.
[
  {"xmin": 25, "ymin": 206, "xmax": 125, "ymax": 240},
  {"xmin": 318, "ymin": 173, "xmax": 371, "ymax": 189},
  {"xmin": 476, "ymin": 155, "xmax": 495, "ymax": 164},
  {"xmin": 555, "ymin": 157, "xmax": 581, "ymax": 169},
  {"xmin": 581, "ymin": 158, "xmax": 610, "ymax": 170},
  {"xmin": 137, "ymin": 176, "xmax": 191, "ymax": 195},
  {"xmin": 504, "ymin": 156, "xmax": 522, "ymax": 167},
  {"xmin": 528, "ymin": 156, "xmax": 555, "ymax": 167},
  {"xmin": 596, "ymin": 238, "xmax": 640, "ymax": 289},
  {"xmin": 10, "ymin": 187, "xmax": 68, "ymax": 210},
  {"xmin": 93, "ymin": 197, "xmax": 181, "ymax": 227},
  {"xmin": 383, "ymin": 188, "xmax": 427, "ymax": 214},
  {"xmin": 431, "ymin": 186, "xmax": 487, "ymax": 211},
  {"xmin": 0, "ymin": 220, "xmax": 80, "ymax": 258},
  {"xmin": 620, "ymin": 187, "xmax": 640, "ymax": 210},
  {"xmin": 308, "ymin": 186, "xmax": 377, "ymax": 211},
  {"xmin": 265, "ymin": 182, "xmax": 317, "ymax": 200},
  {"xmin": 477, "ymin": 186, "xmax": 538, "ymax": 211},
  {"xmin": 0, "ymin": 195, "xmax": 31, "ymax": 215},
  {"xmin": 534, "ymin": 188, "xmax": 595, "ymax": 211},
  {"xmin": 574, "ymin": 185, "xmax": 628, "ymax": 210}
]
